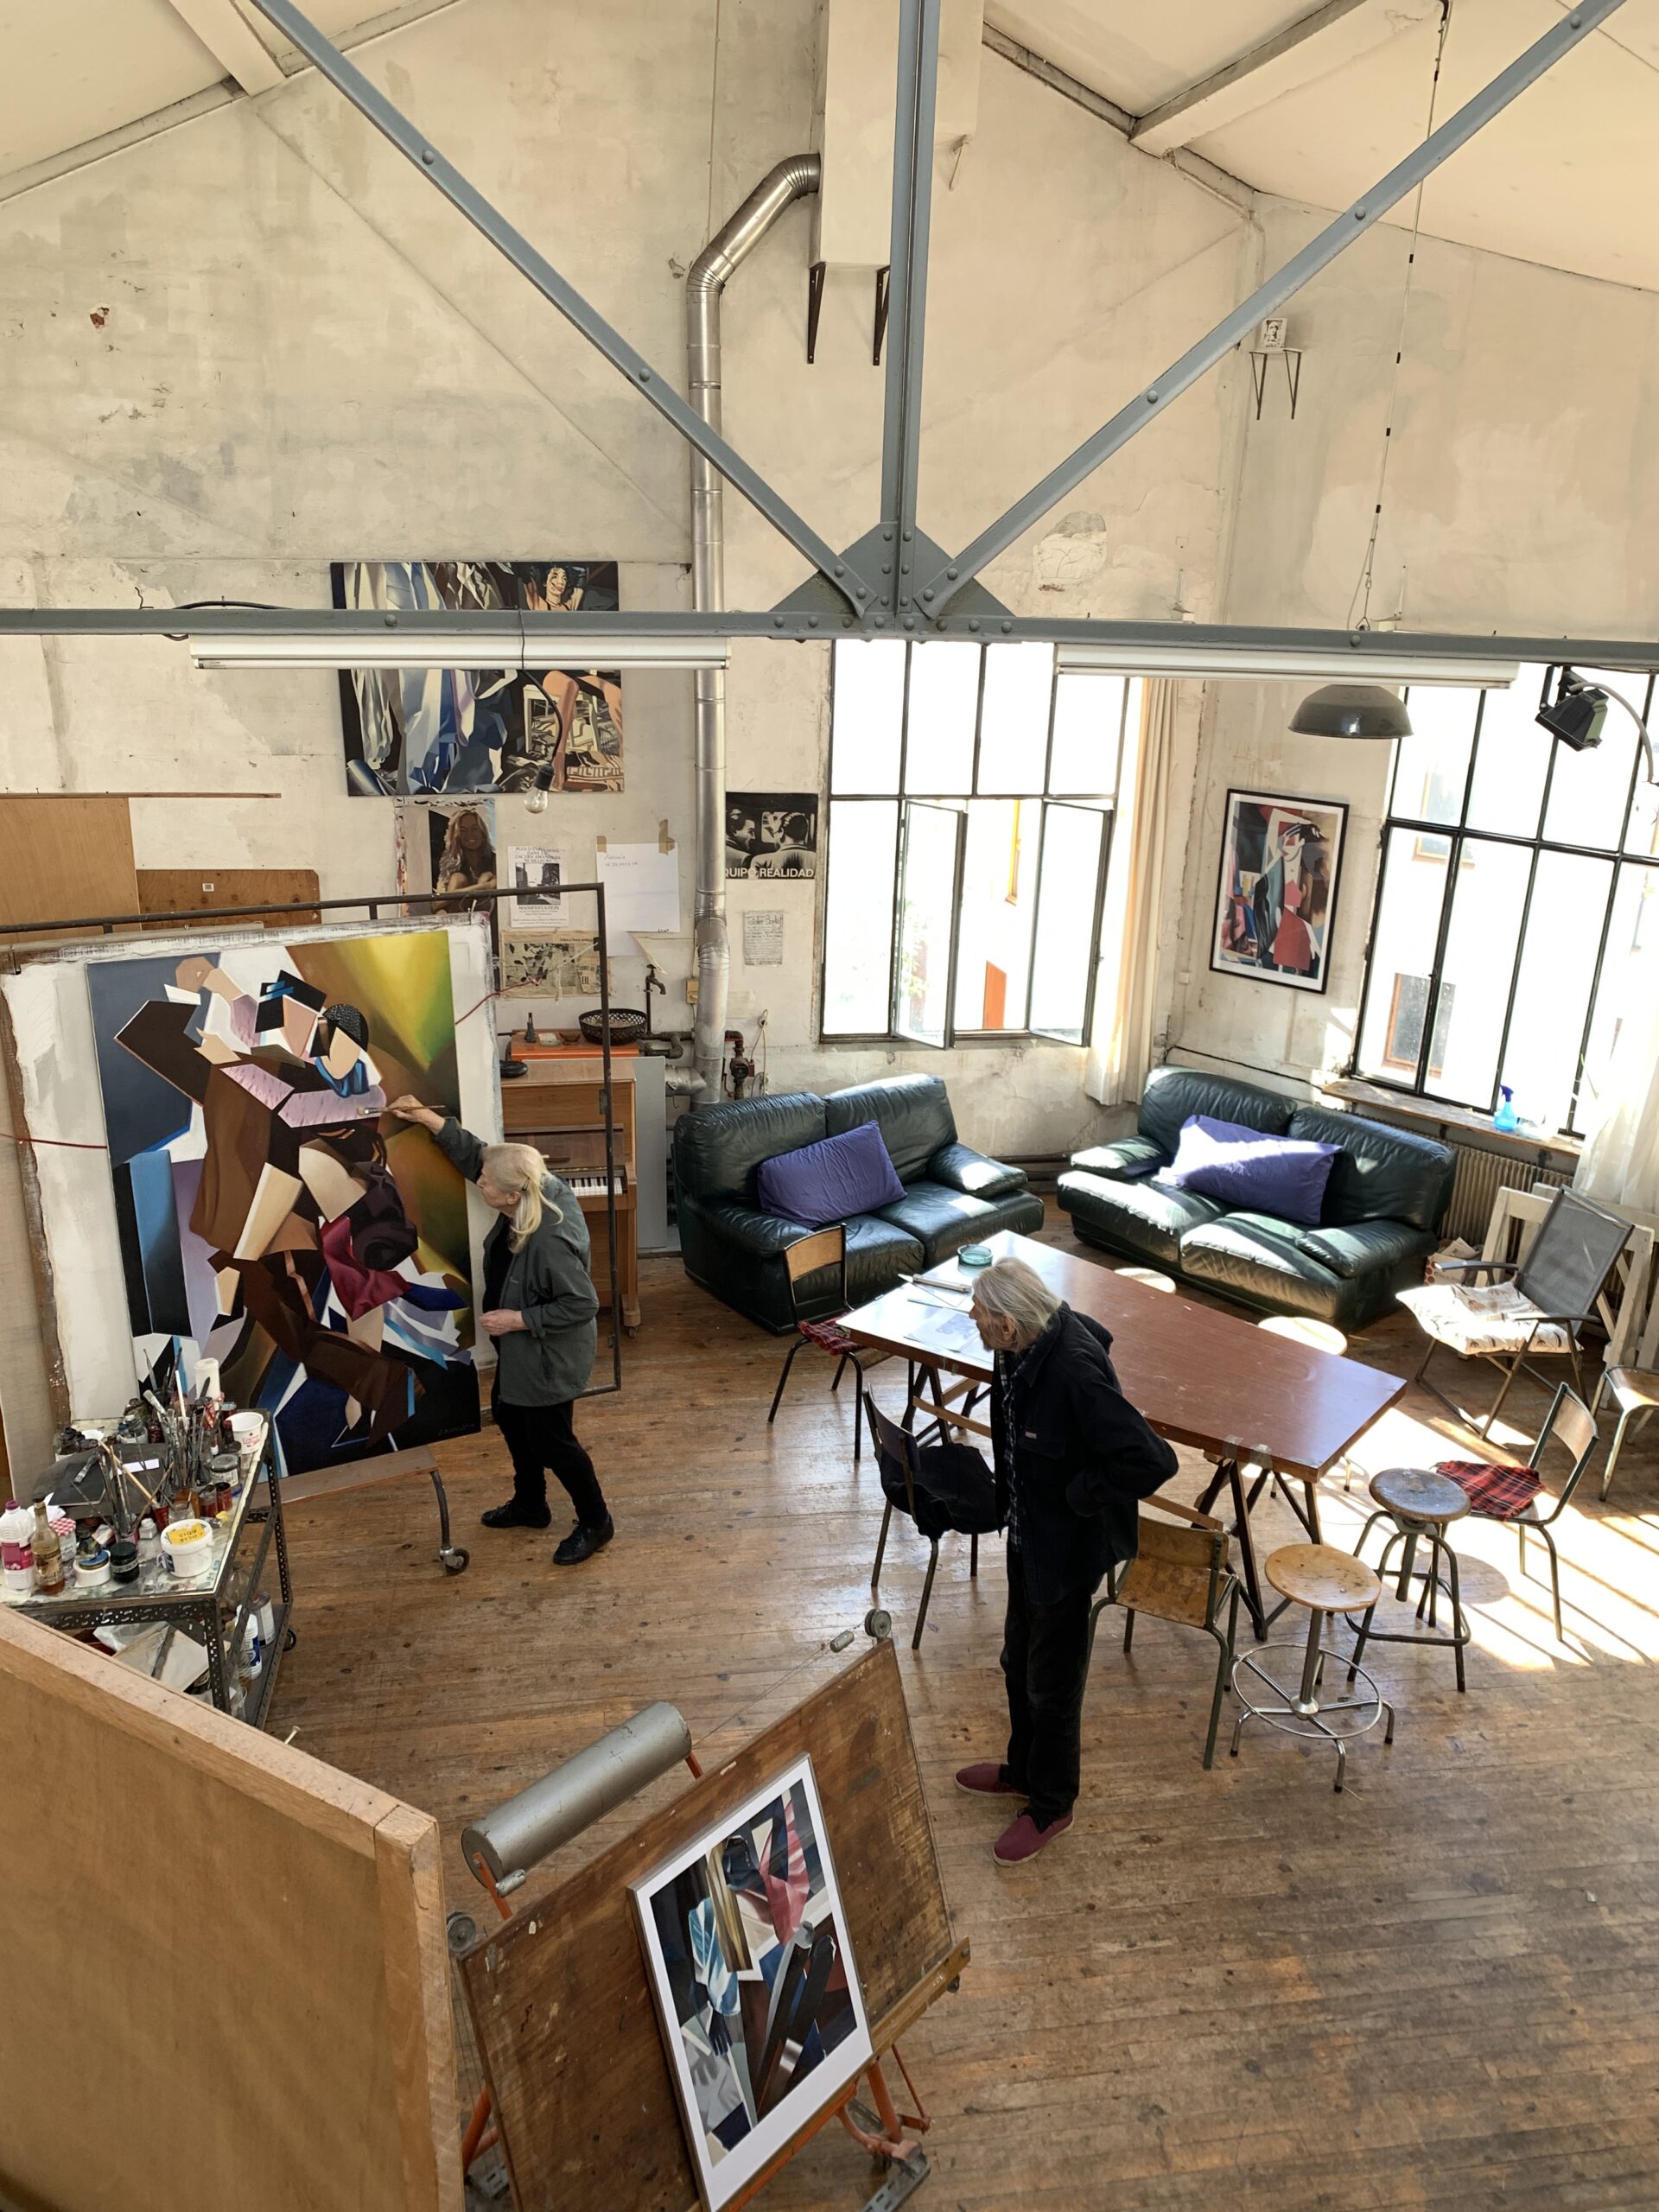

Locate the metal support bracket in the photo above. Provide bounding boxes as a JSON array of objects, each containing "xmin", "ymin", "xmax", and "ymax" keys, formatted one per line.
[
  {"xmin": 1249, "ymin": 346, "xmax": 1304, "ymax": 420},
  {"xmin": 874, "ymin": 264, "xmax": 891, "ymax": 367},
  {"xmin": 243, "ymin": 0, "xmax": 877, "ymax": 617},
  {"xmin": 807, "ymin": 260, "xmax": 827, "ymax": 364}
]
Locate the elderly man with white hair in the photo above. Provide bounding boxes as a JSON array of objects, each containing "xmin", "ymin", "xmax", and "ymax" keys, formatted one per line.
[{"xmin": 957, "ymin": 1255, "xmax": 1176, "ymax": 1865}]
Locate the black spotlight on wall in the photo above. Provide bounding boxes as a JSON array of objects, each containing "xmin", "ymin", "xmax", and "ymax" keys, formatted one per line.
[
  {"xmin": 1536, "ymin": 667, "xmax": 1608, "ymax": 753},
  {"xmin": 1288, "ymin": 683, "xmax": 1413, "ymax": 740}
]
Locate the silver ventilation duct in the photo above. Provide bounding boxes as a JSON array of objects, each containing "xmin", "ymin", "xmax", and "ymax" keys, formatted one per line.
[{"xmin": 686, "ymin": 153, "xmax": 821, "ymax": 1107}]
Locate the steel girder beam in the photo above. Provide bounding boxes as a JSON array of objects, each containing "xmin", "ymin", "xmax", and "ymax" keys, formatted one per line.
[
  {"xmin": 880, "ymin": 0, "xmax": 941, "ymax": 615},
  {"xmin": 8, "ymin": 607, "xmax": 1659, "ymax": 671},
  {"xmin": 919, "ymin": 0, "xmax": 1630, "ymax": 618},
  {"xmin": 243, "ymin": 0, "xmax": 876, "ymax": 619}
]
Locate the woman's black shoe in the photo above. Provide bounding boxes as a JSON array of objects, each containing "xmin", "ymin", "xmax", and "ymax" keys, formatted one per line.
[
  {"xmin": 480, "ymin": 1499, "xmax": 552, "ymax": 1530},
  {"xmin": 553, "ymin": 1516, "xmax": 614, "ymax": 1566}
]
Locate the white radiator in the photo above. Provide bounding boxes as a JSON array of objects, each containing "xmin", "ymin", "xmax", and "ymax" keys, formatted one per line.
[{"xmin": 1443, "ymin": 1143, "xmax": 1573, "ymax": 1245}]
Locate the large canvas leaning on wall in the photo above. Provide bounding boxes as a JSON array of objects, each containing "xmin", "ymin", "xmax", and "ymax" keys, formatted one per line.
[
  {"xmin": 334, "ymin": 560, "xmax": 624, "ymax": 798},
  {"xmin": 632, "ymin": 1759, "xmax": 873, "ymax": 2212},
  {"xmin": 86, "ymin": 932, "xmax": 480, "ymax": 1477},
  {"xmin": 1211, "ymin": 788, "xmax": 1349, "ymax": 995}
]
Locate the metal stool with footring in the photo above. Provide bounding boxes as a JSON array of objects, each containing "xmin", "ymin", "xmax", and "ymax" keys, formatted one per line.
[
  {"xmin": 1230, "ymin": 1543, "xmax": 1396, "ymax": 1791},
  {"xmin": 1347, "ymin": 1465, "xmax": 1471, "ymax": 1693}
]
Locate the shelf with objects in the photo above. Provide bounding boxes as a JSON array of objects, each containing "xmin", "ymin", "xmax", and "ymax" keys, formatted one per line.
[{"xmin": 4, "ymin": 1405, "xmax": 295, "ymax": 1724}]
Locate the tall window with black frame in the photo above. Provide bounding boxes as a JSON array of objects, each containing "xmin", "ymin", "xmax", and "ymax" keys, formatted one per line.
[
  {"xmin": 1354, "ymin": 663, "xmax": 1659, "ymax": 1138},
  {"xmin": 820, "ymin": 640, "xmax": 1132, "ymax": 1048}
]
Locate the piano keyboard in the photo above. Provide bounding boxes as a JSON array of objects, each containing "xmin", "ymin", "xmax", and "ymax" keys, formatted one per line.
[{"xmin": 560, "ymin": 1167, "xmax": 629, "ymax": 1198}]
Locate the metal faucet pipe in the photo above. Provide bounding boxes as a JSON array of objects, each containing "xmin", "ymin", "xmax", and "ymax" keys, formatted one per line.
[{"xmin": 687, "ymin": 155, "xmax": 822, "ymax": 1108}]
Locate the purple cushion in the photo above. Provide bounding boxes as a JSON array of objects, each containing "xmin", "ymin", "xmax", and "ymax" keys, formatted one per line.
[
  {"xmin": 756, "ymin": 1122, "xmax": 906, "ymax": 1229},
  {"xmin": 1160, "ymin": 1114, "xmax": 1338, "ymax": 1229}
]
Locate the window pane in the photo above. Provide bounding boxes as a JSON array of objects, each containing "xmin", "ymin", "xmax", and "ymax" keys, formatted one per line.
[
  {"xmin": 821, "ymin": 800, "xmax": 897, "ymax": 1033},
  {"xmin": 1429, "ymin": 840, "xmax": 1533, "ymax": 1107},
  {"xmin": 1498, "ymin": 849, "xmax": 1612, "ymax": 1134},
  {"xmin": 1579, "ymin": 861, "xmax": 1659, "ymax": 1133},
  {"xmin": 1028, "ymin": 804, "xmax": 1109, "ymax": 1042},
  {"xmin": 1357, "ymin": 829, "xmax": 1451, "ymax": 1080},
  {"xmin": 1465, "ymin": 669, "xmax": 1552, "ymax": 836},
  {"xmin": 1541, "ymin": 666, "xmax": 1638, "ymax": 849},
  {"xmin": 905, "ymin": 643, "xmax": 978, "ymax": 793},
  {"xmin": 1392, "ymin": 683, "xmax": 1477, "ymax": 836},
  {"xmin": 1623, "ymin": 677, "xmax": 1659, "ymax": 854},
  {"xmin": 830, "ymin": 640, "xmax": 905, "ymax": 794},
  {"xmin": 976, "ymin": 642, "xmax": 1053, "ymax": 794},
  {"xmin": 1048, "ymin": 674, "xmax": 1124, "ymax": 796},
  {"xmin": 953, "ymin": 800, "xmax": 1039, "ymax": 1032},
  {"xmin": 894, "ymin": 803, "xmax": 963, "ymax": 1048}
]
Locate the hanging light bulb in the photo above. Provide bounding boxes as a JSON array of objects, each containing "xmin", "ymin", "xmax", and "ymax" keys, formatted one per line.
[{"xmin": 524, "ymin": 761, "xmax": 557, "ymax": 816}]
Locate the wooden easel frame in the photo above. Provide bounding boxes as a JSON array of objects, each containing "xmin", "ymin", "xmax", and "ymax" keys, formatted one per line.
[{"xmin": 455, "ymin": 1640, "xmax": 967, "ymax": 2212}]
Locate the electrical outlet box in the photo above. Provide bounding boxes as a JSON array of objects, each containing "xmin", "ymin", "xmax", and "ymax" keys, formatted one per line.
[{"xmin": 684, "ymin": 978, "xmax": 698, "ymax": 1004}]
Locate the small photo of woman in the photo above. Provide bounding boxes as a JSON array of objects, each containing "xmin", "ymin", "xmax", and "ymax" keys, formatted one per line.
[{"xmin": 430, "ymin": 802, "xmax": 498, "ymax": 912}]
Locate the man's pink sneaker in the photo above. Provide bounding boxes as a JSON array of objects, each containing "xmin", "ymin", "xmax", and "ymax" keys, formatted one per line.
[{"xmin": 993, "ymin": 1810, "xmax": 1073, "ymax": 1865}]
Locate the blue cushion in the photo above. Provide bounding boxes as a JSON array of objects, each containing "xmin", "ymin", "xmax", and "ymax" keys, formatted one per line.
[
  {"xmin": 1160, "ymin": 1114, "xmax": 1338, "ymax": 1229},
  {"xmin": 756, "ymin": 1122, "xmax": 906, "ymax": 1230}
]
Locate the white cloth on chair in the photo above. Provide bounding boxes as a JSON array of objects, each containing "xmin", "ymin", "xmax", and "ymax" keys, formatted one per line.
[{"xmin": 1398, "ymin": 1281, "xmax": 1573, "ymax": 1357}]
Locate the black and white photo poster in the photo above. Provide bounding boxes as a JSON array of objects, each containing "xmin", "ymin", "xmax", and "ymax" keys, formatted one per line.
[
  {"xmin": 725, "ymin": 794, "xmax": 818, "ymax": 880},
  {"xmin": 509, "ymin": 845, "xmax": 564, "ymax": 925}
]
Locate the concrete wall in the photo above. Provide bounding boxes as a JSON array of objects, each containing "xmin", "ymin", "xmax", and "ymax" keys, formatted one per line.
[
  {"xmin": 0, "ymin": 0, "xmax": 1254, "ymax": 1169},
  {"xmin": 1163, "ymin": 200, "xmax": 1659, "ymax": 1099}
]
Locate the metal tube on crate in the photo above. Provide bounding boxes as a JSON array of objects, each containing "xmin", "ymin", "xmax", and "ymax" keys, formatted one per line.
[{"xmin": 461, "ymin": 1701, "xmax": 693, "ymax": 1886}]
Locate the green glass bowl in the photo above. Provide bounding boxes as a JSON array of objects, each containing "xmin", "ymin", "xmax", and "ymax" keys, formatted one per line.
[{"xmin": 957, "ymin": 1244, "xmax": 993, "ymax": 1269}]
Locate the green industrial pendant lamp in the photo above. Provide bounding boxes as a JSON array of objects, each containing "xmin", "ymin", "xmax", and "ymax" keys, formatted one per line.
[{"xmin": 1289, "ymin": 683, "xmax": 1413, "ymax": 740}]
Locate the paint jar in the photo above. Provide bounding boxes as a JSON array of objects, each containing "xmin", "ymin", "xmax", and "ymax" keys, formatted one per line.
[
  {"xmin": 75, "ymin": 1548, "xmax": 111, "ymax": 1592},
  {"xmin": 137, "ymin": 1517, "xmax": 161, "ymax": 1568},
  {"xmin": 207, "ymin": 1452, "xmax": 241, "ymax": 1518},
  {"xmin": 109, "ymin": 1539, "xmax": 140, "ymax": 1587},
  {"xmin": 54, "ymin": 1519, "xmax": 77, "ymax": 1574},
  {"xmin": 162, "ymin": 1519, "xmax": 214, "ymax": 1583}
]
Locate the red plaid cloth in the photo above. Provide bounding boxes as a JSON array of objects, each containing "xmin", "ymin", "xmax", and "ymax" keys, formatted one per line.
[
  {"xmin": 1437, "ymin": 1459, "xmax": 1543, "ymax": 1522},
  {"xmin": 798, "ymin": 1316, "xmax": 859, "ymax": 1357}
]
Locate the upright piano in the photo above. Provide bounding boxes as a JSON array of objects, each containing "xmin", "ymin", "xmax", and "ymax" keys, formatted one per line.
[{"xmin": 500, "ymin": 1042, "xmax": 640, "ymax": 1334}]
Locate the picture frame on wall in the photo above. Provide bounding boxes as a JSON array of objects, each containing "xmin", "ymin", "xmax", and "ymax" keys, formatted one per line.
[{"xmin": 1211, "ymin": 788, "xmax": 1349, "ymax": 995}]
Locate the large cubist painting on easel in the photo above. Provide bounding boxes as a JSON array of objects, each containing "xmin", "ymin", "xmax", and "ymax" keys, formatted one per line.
[
  {"xmin": 632, "ymin": 1759, "xmax": 874, "ymax": 2212},
  {"xmin": 86, "ymin": 933, "xmax": 480, "ymax": 1477}
]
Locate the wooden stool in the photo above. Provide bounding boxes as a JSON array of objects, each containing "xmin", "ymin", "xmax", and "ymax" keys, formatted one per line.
[
  {"xmin": 1347, "ymin": 1467, "xmax": 1471, "ymax": 1694},
  {"xmin": 1117, "ymin": 1267, "xmax": 1177, "ymax": 1294},
  {"xmin": 1230, "ymin": 1543, "xmax": 1396, "ymax": 1792}
]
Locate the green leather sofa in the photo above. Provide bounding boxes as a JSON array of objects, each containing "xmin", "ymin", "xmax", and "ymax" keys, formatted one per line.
[
  {"xmin": 1055, "ymin": 1065, "xmax": 1454, "ymax": 1332},
  {"xmin": 673, "ymin": 1074, "xmax": 1045, "ymax": 1333}
]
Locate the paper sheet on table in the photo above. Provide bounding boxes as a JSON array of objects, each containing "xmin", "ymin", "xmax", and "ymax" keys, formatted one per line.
[
  {"xmin": 97, "ymin": 1621, "xmax": 209, "ymax": 1692},
  {"xmin": 901, "ymin": 1301, "xmax": 986, "ymax": 1360},
  {"xmin": 596, "ymin": 843, "xmax": 679, "ymax": 952}
]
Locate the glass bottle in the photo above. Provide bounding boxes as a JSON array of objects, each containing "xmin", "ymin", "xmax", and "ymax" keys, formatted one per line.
[{"xmin": 30, "ymin": 1502, "xmax": 64, "ymax": 1595}]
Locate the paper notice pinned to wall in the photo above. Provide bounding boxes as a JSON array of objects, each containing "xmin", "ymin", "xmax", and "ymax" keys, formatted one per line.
[
  {"xmin": 742, "ymin": 910, "xmax": 784, "ymax": 966},
  {"xmin": 596, "ymin": 842, "xmax": 680, "ymax": 951}
]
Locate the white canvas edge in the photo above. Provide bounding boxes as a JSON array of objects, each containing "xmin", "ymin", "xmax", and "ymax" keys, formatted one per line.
[
  {"xmin": 0, "ymin": 914, "xmax": 502, "ymax": 1417},
  {"xmin": 628, "ymin": 1754, "xmax": 875, "ymax": 2212}
]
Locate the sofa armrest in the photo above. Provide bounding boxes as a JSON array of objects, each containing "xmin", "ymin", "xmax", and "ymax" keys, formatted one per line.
[
  {"xmin": 1069, "ymin": 1136, "xmax": 1167, "ymax": 1182},
  {"xmin": 925, "ymin": 1141, "xmax": 1026, "ymax": 1198},
  {"xmin": 1300, "ymin": 1218, "xmax": 1434, "ymax": 1282},
  {"xmin": 683, "ymin": 1194, "xmax": 814, "ymax": 1258}
]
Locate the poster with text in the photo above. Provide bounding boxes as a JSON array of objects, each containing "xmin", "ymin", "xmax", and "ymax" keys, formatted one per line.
[
  {"xmin": 334, "ymin": 560, "xmax": 623, "ymax": 797},
  {"xmin": 509, "ymin": 845, "xmax": 564, "ymax": 926},
  {"xmin": 725, "ymin": 794, "xmax": 817, "ymax": 880}
]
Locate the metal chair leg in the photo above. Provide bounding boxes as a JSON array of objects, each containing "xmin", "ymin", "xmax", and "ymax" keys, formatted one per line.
[
  {"xmin": 768, "ymin": 1338, "xmax": 804, "ymax": 1426},
  {"xmin": 969, "ymin": 1532, "xmax": 978, "ymax": 1579},
  {"xmin": 1480, "ymin": 1353, "xmax": 1525, "ymax": 1440},
  {"xmin": 1540, "ymin": 1523, "xmax": 1565, "ymax": 1643},
  {"xmin": 913, "ymin": 1541, "xmax": 939, "ymax": 1649},
  {"xmin": 1122, "ymin": 1609, "xmax": 1136, "ymax": 1656},
  {"xmin": 1600, "ymin": 1406, "xmax": 1643, "ymax": 1501},
  {"xmin": 830, "ymin": 1354, "xmax": 849, "ymax": 1393},
  {"xmin": 1201, "ymin": 1585, "xmax": 1240, "ymax": 1770},
  {"xmin": 871, "ymin": 1500, "xmax": 893, "ymax": 1590},
  {"xmin": 1444, "ymin": 1537, "xmax": 1467, "ymax": 1693},
  {"xmin": 848, "ymin": 1354, "xmax": 866, "ymax": 1462}
]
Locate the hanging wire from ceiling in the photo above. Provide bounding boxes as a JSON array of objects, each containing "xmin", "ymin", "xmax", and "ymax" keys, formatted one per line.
[{"xmin": 1347, "ymin": 0, "xmax": 1455, "ymax": 633}]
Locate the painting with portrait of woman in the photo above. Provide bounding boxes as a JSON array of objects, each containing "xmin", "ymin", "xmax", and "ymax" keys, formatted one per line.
[{"xmin": 1211, "ymin": 789, "xmax": 1349, "ymax": 994}]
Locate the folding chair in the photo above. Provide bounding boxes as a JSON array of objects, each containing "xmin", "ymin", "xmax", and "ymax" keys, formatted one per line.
[
  {"xmin": 1435, "ymin": 1382, "xmax": 1599, "ymax": 1643},
  {"xmin": 766, "ymin": 1224, "xmax": 892, "ymax": 1462},
  {"xmin": 1398, "ymin": 1188, "xmax": 1630, "ymax": 1438},
  {"xmin": 863, "ymin": 1394, "xmax": 995, "ymax": 1650},
  {"xmin": 1087, "ymin": 1494, "xmax": 1241, "ymax": 1769}
]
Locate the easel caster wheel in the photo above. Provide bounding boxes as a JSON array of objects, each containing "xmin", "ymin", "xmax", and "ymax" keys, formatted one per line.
[
  {"xmin": 625, "ymin": 1325, "xmax": 639, "ymax": 1338},
  {"xmin": 283, "ymin": 1628, "xmax": 298, "ymax": 1650},
  {"xmin": 442, "ymin": 1548, "xmax": 470, "ymax": 1575},
  {"xmin": 864, "ymin": 1607, "xmax": 893, "ymax": 1642}
]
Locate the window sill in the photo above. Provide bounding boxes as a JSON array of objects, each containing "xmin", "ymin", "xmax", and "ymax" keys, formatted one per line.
[
  {"xmin": 1321, "ymin": 1077, "xmax": 1582, "ymax": 1163},
  {"xmin": 816, "ymin": 1030, "xmax": 1082, "ymax": 1050}
]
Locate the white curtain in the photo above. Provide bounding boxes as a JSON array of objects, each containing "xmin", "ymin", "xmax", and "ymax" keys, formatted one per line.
[
  {"xmin": 1085, "ymin": 677, "xmax": 1175, "ymax": 1107},
  {"xmin": 1575, "ymin": 941, "xmax": 1659, "ymax": 1213}
]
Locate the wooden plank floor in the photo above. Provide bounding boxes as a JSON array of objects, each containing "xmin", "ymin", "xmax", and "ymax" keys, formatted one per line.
[{"xmin": 269, "ymin": 1211, "xmax": 1659, "ymax": 2210}]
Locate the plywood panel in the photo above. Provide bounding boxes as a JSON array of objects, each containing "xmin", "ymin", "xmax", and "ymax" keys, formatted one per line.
[
  {"xmin": 0, "ymin": 795, "xmax": 137, "ymax": 935},
  {"xmin": 138, "ymin": 866, "xmax": 321, "ymax": 925},
  {"xmin": 457, "ymin": 1641, "xmax": 963, "ymax": 2212},
  {"xmin": 0, "ymin": 1606, "xmax": 462, "ymax": 2212}
]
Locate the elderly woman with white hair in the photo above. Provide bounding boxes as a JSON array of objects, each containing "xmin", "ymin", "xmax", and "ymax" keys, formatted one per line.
[
  {"xmin": 391, "ymin": 1096, "xmax": 612, "ymax": 1565},
  {"xmin": 959, "ymin": 1255, "xmax": 1175, "ymax": 1866}
]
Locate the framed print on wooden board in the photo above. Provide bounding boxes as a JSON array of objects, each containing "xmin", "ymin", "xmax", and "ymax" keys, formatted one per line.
[
  {"xmin": 630, "ymin": 1757, "xmax": 873, "ymax": 2211},
  {"xmin": 1211, "ymin": 788, "xmax": 1349, "ymax": 994}
]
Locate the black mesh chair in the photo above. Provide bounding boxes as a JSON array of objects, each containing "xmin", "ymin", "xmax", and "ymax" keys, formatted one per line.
[
  {"xmin": 1402, "ymin": 1188, "xmax": 1631, "ymax": 1438},
  {"xmin": 863, "ymin": 1394, "xmax": 999, "ymax": 1650}
]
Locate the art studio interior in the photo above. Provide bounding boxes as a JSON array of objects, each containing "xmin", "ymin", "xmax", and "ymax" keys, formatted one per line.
[{"xmin": 6, "ymin": 2, "xmax": 1659, "ymax": 2209}]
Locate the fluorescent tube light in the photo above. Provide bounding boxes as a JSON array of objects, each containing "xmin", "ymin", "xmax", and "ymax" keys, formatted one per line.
[
  {"xmin": 188, "ymin": 632, "xmax": 730, "ymax": 671},
  {"xmin": 1055, "ymin": 644, "xmax": 1517, "ymax": 688}
]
